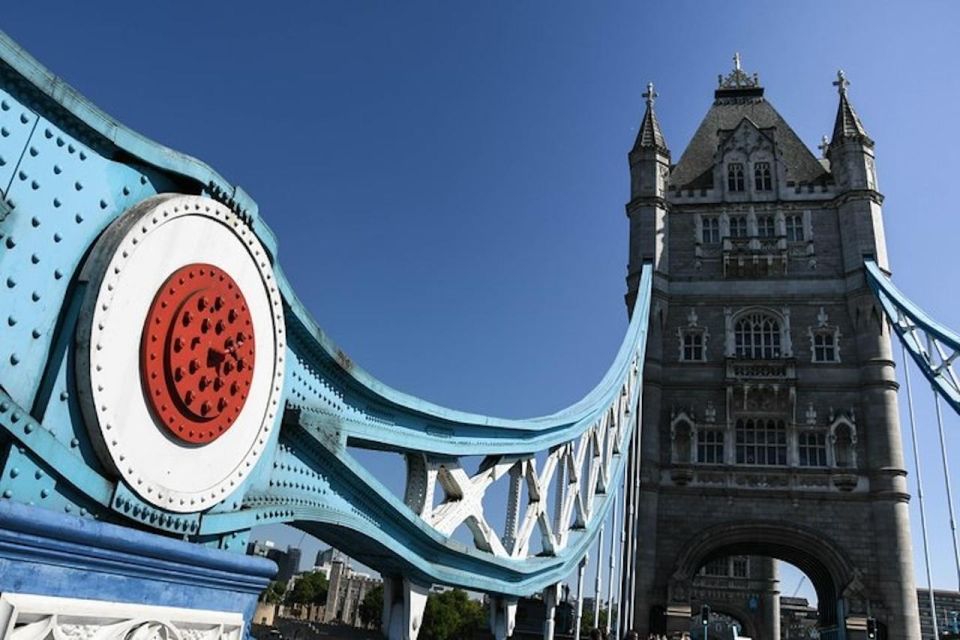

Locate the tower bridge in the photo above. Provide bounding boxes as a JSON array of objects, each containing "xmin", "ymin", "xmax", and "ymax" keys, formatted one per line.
[{"xmin": 0, "ymin": 34, "xmax": 956, "ymax": 640}]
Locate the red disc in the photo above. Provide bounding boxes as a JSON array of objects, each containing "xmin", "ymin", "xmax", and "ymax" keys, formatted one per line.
[{"xmin": 141, "ymin": 263, "xmax": 256, "ymax": 444}]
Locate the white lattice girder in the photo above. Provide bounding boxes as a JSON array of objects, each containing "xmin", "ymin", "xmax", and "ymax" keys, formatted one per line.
[{"xmin": 399, "ymin": 355, "xmax": 640, "ymax": 564}]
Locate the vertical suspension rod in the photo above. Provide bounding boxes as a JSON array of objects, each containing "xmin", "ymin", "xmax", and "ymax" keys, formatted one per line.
[
  {"xmin": 606, "ymin": 486, "xmax": 619, "ymax": 637},
  {"xmin": 626, "ymin": 402, "xmax": 641, "ymax": 633},
  {"xmin": 622, "ymin": 424, "xmax": 637, "ymax": 636},
  {"xmin": 617, "ymin": 464, "xmax": 628, "ymax": 639},
  {"xmin": 932, "ymin": 387, "xmax": 960, "ymax": 589},
  {"xmin": 574, "ymin": 555, "xmax": 588, "ymax": 640},
  {"xmin": 902, "ymin": 343, "xmax": 939, "ymax": 638},
  {"xmin": 594, "ymin": 524, "xmax": 605, "ymax": 630}
]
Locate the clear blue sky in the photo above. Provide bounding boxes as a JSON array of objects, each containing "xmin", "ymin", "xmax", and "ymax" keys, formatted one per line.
[{"xmin": 7, "ymin": 0, "xmax": 960, "ymax": 610}]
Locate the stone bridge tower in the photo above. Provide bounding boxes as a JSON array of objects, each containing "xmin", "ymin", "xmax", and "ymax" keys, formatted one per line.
[{"xmin": 625, "ymin": 58, "xmax": 921, "ymax": 640}]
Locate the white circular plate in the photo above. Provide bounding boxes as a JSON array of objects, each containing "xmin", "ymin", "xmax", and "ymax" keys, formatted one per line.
[{"xmin": 77, "ymin": 195, "xmax": 285, "ymax": 513}]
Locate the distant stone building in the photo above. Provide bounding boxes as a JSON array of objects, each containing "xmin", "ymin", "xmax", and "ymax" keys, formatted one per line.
[
  {"xmin": 323, "ymin": 558, "xmax": 380, "ymax": 627},
  {"xmin": 916, "ymin": 589, "xmax": 960, "ymax": 640},
  {"xmin": 780, "ymin": 596, "xmax": 818, "ymax": 640},
  {"xmin": 624, "ymin": 54, "xmax": 920, "ymax": 640}
]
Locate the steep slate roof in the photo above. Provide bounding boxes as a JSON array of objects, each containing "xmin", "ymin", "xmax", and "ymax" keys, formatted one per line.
[
  {"xmin": 830, "ymin": 71, "xmax": 873, "ymax": 146},
  {"xmin": 632, "ymin": 82, "xmax": 668, "ymax": 154},
  {"xmin": 669, "ymin": 73, "xmax": 828, "ymax": 190},
  {"xmin": 634, "ymin": 105, "xmax": 667, "ymax": 152}
]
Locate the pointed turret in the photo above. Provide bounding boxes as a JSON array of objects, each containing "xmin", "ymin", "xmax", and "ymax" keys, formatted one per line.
[
  {"xmin": 626, "ymin": 82, "xmax": 671, "ymax": 305},
  {"xmin": 826, "ymin": 70, "xmax": 878, "ymax": 194},
  {"xmin": 829, "ymin": 70, "xmax": 873, "ymax": 147},
  {"xmin": 828, "ymin": 69, "xmax": 887, "ymax": 272}
]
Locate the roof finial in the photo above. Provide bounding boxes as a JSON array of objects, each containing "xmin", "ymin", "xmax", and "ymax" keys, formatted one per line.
[
  {"xmin": 819, "ymin": 135, "xmax": 830, "ymax": 156},
  {"xmin": 716, "ymin": 53, "xmax": 761, "ymax": 92},
  {"xmin": 643, "ymin": 82, "xmax": 658, "ymax": 108},
  {"xmin": 833, "ymin": 69, "xmax": 850, "ymax": 96}
]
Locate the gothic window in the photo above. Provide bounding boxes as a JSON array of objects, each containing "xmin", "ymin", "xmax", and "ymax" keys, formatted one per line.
[
  {"xmin": 682, "ymin": 331, "xmax": 705, "ymax": 362},
  {"xmin": 702, "ymin": 216, "xmax": 720, "ymax": 244},
  {"xmin": 754, "ymin": 162, "xmax": 772, "ymax": 191},
  {"xmin": 735, "ymin": 418, "xmax": 787, "ymax": 465},
  {"xmin": 732, "ymin": 557, "xmax": 749, "ymax": 578},
  {"xmin": 798, "ymin": 431, "xmax": 828, "ymax": 467},
  {"xmin": 697, "ymin": 428, "xmax": 724, "ymax": 464},
  {"xmin": 813, "ymin": 332, "xmax": 837, "ymax": 362},
  {"xmin": 679, "ymin": 309, "xmax": 709, "ymax": 362},
  {"xmin": 734, "ymin": 313, "xmax": 782, "ymax": 359},
  {"xmin": 729, "ymin": 215, "xmax": 747, "ymax": 238},
  {"xmin": 809, "ymin": 308, "xmax": 841, "ymax": 363},
  {"xmin": 757, "ymin": 215, "xmax": 776, "ymax": 238},
  {"xmin": 727, "ymin": 163, "xmax": 745, "ymax": 192},
  {"xmin": 786, "ymin": 214, "xmax": 804, "ymax": 241},
  {"xmin": 702, "ymin": 557, "xmax": 729, "ymax": 577}
]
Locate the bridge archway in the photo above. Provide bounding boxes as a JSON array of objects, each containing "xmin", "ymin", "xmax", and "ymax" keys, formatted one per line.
[{"xmin": 668, "ymin": 521, "xmax": 860, "ymax": 637}]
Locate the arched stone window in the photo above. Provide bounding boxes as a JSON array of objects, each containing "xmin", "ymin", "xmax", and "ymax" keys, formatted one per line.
[{"xmin": 734, "ymin": 312, "xmax": 782, "ymax": 359}]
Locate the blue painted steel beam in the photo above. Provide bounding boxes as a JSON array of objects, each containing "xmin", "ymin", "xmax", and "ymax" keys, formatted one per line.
[
  {"xmin": 866, "ymin": 259, "xmax": 960, "ymax": 414},
  {"xmin": 0, "ymin": 27, "xmax": 653, "ymax": 600}
]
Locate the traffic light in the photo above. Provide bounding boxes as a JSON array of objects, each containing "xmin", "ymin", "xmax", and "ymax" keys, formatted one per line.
[
  {"xmin": 866, "ymin": 617, "xmax": 877, "ymax": 640},
  {"xmin": 700, "ymin": 604, "xmax": 710, "ymax": 626}
]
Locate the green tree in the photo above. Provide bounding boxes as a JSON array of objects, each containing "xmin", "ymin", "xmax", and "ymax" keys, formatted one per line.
[
  {"xmin": 261, "ymin": 580, "xmax": 287, "ymax": 604},
  {"xmin": 580, "ymin": 606, "xmax": 609, "ymax": 638},
  {"xmin": 359, "ymin": 584, "xmax": 383, "ymax": 628},
  {"xmin": 285, "ymin": 571, "xmax": 329, "ymax": 606},
  {"xmin": 420, "ymin": 589, "xmax": 485, "ymax": 640}
]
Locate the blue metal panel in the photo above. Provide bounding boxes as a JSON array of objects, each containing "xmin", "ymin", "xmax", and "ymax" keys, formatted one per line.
[
  {"xmin": 0, "ymin": 106, "xmax": 158, "ymax": 410},
  {"xmin": 0, "ymin": 88, "xmax": 37, "ymax": 195}
]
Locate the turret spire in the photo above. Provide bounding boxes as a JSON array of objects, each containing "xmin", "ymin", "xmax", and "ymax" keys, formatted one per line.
[
  {"xmin": 633, "ymin": 81, "xmax": 668, "ymax": 153},
  {"xmin": 830, "ymin": 69, "xmax": 872, "ymax": 147}
]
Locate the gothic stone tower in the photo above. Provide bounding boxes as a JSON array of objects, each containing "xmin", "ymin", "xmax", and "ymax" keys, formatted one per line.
[{"xmin": 625, "ymin": 58, "xmax": 921, "ymax": 640}]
